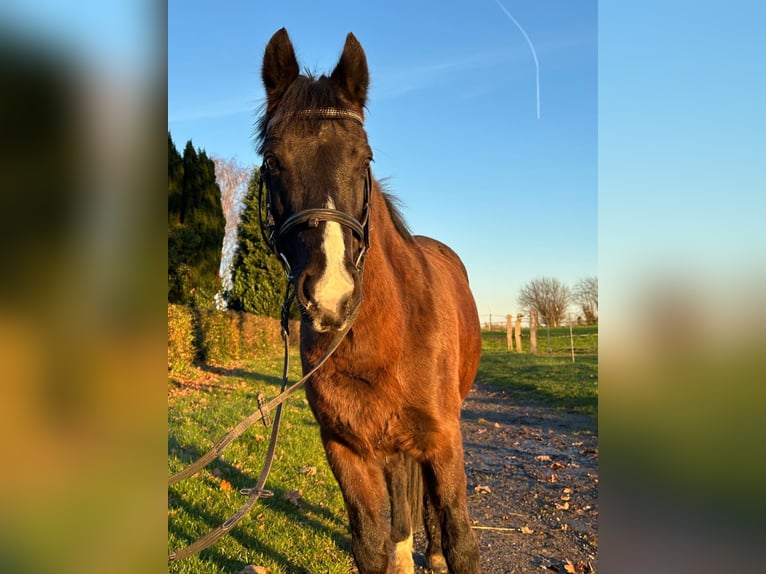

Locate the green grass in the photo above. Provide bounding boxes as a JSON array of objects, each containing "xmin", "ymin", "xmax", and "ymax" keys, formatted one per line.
[
  {"xmin": 478, "ymin": 327, "xmax": 598, "ymax": 422},
  {"xmin": 168, "ymin": 325, "xmax": 598, "ymax": 572},
  {"xmin": 168, "ymin": 355, "xmax": 354, "ymax": 574}
]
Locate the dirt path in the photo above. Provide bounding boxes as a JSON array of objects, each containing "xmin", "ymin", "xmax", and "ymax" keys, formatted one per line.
[{"xmin": 413, "ymin": 381, "xmax": 598, "ymax": 574}]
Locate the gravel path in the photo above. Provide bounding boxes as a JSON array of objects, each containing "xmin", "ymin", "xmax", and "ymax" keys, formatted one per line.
[{"xmin": 413, "ymin": 382, "xmax": 598, "ymax": 574}]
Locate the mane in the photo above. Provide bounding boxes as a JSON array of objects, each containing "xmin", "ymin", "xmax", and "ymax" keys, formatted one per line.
[{"xmin": 378, "ymin": 181, "xmax": 413, "ymax": 242}]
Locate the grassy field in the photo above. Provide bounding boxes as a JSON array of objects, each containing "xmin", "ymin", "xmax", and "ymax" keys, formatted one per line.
[
  {"xmin": 168, "ymin": 326, "xmax": 598, "ymax": 573},
  {"xmin": 480, "ymin": 326, "xmax": 598, "ymax": 421},
  {"xmin": 168, "ymin": 354, "xmax": 355, "ymax": 574}
]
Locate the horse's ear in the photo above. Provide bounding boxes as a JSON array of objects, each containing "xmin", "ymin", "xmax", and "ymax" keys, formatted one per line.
[
  {"xmin": 262, "ymin": 28, "xmax": 299, "ymax": 112},
  {"xmin": 331, "ymin": 33, "xmax": 369, "ymax": 113}
]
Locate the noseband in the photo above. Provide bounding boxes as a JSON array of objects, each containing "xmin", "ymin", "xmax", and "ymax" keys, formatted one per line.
[{"xmin": 258, "ymin": 108, "xmax": 372, "ymax": 277}]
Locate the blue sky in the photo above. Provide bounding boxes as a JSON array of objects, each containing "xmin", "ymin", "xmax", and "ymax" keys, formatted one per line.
[
  {"xmin": 4, "ymin": 0, "xmax": 759, "ymax": 326},
  {"xmin": 168, "ymin": 0, "xmax": 598, "ymax": 322},
  {"xmin": 598, "ymin": 1, "xmax": 765, "ymax": 344}
]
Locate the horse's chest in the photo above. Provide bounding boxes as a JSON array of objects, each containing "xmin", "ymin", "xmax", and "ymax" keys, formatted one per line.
[{"xmin": 306, "ymin": 373, "xmax": 404, "ymax": 454}]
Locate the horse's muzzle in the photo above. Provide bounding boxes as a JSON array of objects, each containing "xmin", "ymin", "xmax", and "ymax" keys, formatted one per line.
[{"xmin": 296, "ymin": 270, "xmax": 361, "ymax": 333}]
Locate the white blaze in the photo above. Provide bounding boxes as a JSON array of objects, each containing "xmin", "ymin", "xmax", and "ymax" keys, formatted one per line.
[{"xmin": 314, "ymin": 199, "xmax": 354, "ymax": 313}]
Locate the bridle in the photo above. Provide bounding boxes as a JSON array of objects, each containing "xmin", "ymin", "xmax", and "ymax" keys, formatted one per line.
[
  {"xmin": 168, "ymin": 108, "xmax": 373, "ymax": 562},
  {"xmin": 258, "ymin": 107, "xmax": 373, "ymax": 280}
]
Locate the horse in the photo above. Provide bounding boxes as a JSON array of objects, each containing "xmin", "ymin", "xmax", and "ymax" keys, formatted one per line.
[{"xmin": 257, "ymin": 28, "xmax": 482, "ymax": 574}]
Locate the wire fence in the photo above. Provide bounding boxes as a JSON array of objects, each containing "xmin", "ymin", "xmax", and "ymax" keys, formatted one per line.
[
  {"xmin": 479, "ymin": 312, "xmax": 596, "ymax": 331},
  {"xmin": 480, "ymin": 311, "xmax": 598, "ymax": 361}
]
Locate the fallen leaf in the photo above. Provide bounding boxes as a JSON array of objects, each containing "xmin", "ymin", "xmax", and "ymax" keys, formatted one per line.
[
  {"xmin": 219, "ymin": 479, "xmax": 233, "ymax": 492},
  {"xmin": 535, "ymin": 455, "xmax": 552, "ymax": 462},
  {"xmin": 299, "ymin": 465, "xmax": 317, "ymax": 476},
  {"xmin": 555, "ymin": 502, "xmax": 570, "ymax": 511},
  {"xmin": 561, "ymin": 560, "xmax": 593, "ymax": 573},
  {"xmin": 520, "ymin": 526, "xmax": 534, "ymax": 535},
  {"xmin": 283, "ymin": 490, "xmax": 302, "ymax": 506},
  {"xmin": 474, "ymin": 485, "xmax": 491, "ymax": 494}
]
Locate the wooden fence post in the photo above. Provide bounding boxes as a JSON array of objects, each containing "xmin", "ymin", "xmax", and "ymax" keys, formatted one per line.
[
  {"xmin": 569, "ymin": 314, "xmax": 575, "ymax": 363},
  {"xmin": 514, "ymin": 313, "xmax": 523, "ymax": 353},
  {"xmin": 529, "ymin": 309, "xmax": 538, "ymax": 355},
  {"xmin": 506, "ymin": 315, "xmax": 513, "ymax": 352}
]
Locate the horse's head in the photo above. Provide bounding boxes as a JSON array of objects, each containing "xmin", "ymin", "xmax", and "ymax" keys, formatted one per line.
[{"xmin": 258, "ymin": 29, "xmax": 372, "ymax": 333}]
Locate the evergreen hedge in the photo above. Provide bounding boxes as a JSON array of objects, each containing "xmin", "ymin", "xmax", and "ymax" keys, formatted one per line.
[{"xmin": 167, "ymin": 304, "xmax": 298, "ymax": 372}]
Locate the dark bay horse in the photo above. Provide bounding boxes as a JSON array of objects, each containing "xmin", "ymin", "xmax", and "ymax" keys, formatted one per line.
[{"xmin": 257, "ymin": 28, "xmax": 482, "ymax": 574}]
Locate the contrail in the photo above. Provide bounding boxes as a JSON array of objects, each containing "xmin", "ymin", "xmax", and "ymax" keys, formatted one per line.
[{"xmin": 494, "ymin": 0, "xmax": 540, "ymax": 119}]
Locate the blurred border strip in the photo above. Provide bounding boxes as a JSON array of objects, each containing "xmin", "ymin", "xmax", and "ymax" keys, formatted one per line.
[
  {"xmin": 600, "ymin": 1, "xmax": 766, "ymax": 573},
  {"xmin": 0, "ymin": 2, "xmax": 167, "ymax": 573}
]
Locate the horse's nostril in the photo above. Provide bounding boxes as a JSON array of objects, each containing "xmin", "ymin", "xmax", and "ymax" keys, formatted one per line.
[
  {"xmin": 296, "ymin": 273, "xmax": 314, "ymax": 310},
  {"xmin": 337, "ymin": 292, "xmax": 351, "ymax": 313}
]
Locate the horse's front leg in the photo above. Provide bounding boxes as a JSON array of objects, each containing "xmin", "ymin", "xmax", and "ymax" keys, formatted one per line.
[
  {"xmin": 323, "ymin": 437, "xmax": 392, "ymax": 574},
  {"xmin": 423, "ymin": 430, "xmax": 481, "ymax": 574},
  {"xmin": 384, "ymin": 452, "xmax": 417, "ymax": 574},
  {"xmin": 423, "ymin": 487, "xmax": 448, "ymax": 574}
]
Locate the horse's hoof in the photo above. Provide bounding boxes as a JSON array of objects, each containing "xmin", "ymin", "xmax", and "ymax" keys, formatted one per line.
[{"xmin": 426, "ymin": 553, "xmax": 448, "ymax": 574}]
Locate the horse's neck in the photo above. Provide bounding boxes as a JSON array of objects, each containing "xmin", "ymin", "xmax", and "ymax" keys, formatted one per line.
[{"xmin": 359, "ymin": 188, "xmax": 419, "ymax": 320}]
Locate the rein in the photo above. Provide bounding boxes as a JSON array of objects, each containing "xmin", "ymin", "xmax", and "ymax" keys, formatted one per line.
[
  {"xmin": 168, "ymin": 294, "xmax": 353, "ymax": 562},
  {"xmin": 168, "ymin": 106, "xmax": 370, "ymax": 562}
]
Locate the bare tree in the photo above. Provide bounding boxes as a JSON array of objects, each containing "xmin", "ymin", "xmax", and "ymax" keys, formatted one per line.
[
  {"xmin": 212, "ymin": 156, "xmax": 252, "ymax": 295},
  {"xmin": 517, "ymin": 276, "xmax": 571, "ymax": 327},
  {"xmin": 573, "ymin": 276, "xmax": 598, "ymax": 325}
]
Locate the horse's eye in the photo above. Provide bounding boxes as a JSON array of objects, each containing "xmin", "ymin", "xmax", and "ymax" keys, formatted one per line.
[{"xmin": 264, "ymin": 154, "xmax": 279, "ymax": 174}]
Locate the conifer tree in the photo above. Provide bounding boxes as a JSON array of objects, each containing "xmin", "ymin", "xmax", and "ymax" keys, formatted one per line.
[
  {"xmin": 226, "ymin": 168, "xmax": 285, "ymax": 317},
  {"xmin": 168, "ymin": 133, "xmax": 183, "ymax": 225},
  {"xmin": 167, "ymin": 134, "xmax": 225, "ymax": 305}
]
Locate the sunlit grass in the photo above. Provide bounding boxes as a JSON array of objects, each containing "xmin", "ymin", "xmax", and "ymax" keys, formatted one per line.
[
  {"xmin": 478, "ymin": 327, "xmax": 598, "ymax": 422},
  {"xmin": 168, "ymin": 325, "xmax": 598, "ymax": 571},
  {"xmin": 168, "ymin": 355, "xmax": 353, "ymax": 574}
]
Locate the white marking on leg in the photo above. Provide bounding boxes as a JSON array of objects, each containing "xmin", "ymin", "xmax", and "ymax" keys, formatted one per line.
[
  {"xmin": 314, "ymin": 198, "xmax": 354, "ymax": 315},
  {"xmin": 393, "ymin": 532, "xmax": 414, "ymax": 574}
]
